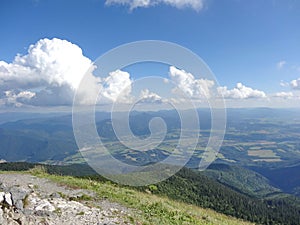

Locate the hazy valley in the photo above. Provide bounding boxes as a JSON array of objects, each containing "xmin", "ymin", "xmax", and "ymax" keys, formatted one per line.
[{"xmin": 1, "ymin": 108, "xmax": 300, "ymax": 224}]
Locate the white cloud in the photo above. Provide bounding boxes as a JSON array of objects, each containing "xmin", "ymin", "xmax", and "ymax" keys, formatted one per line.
[
  {"xmin": 138, "ymin": 89, "xmax": 163, "ymax": 104},
  {"xmin": 280, "ymin": 80, "xmax": 289, "ymax": 87},
  {"xmin": 0, "ymin": 38, "xmax": 93, "ymax": 106},
  {"xmin": 105, "ymin": 0, "xmax": 204, "ymax": 11},
  {"xmin": 0, "ymin": 38, "xmax": 92, "ymax": 90},
  {"xmin": 291, "ymin": 78, "xmax": 300, "ymax": 89},
  {"xmin": 274, "ymin": 91, "xmax": 294, "ymax": 99},
  {"xmin": 277, "ymin": 60, "xmax": 286, "ymax": 69},
  {"xmin": 169, "ymin": 66, "xmax": 214, "ymax": 99},
  {"xmin": 3, "ymin": 90, "xmax": 36, "ymax": 107},
  {"xmin": 217, "ymin": 83, "xmax": 266, "ymax": 99},
  {"xmin": 0, "ymin": 38, "xmax": 133, "ymax": 107},
  {"xmin": 100, "ymin": 70, "xmax": 132, "ymax": 103}
]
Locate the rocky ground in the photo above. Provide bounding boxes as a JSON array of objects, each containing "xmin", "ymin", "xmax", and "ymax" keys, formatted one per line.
[{"xmin": 0, "ymin": 173, "xmax": 134, "ymax": 225}]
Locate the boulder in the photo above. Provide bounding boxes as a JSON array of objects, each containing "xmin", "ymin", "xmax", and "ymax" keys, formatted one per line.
[
  {"xmin": 4, "ymin": 193, "xmax": 13, "ymax": 206},
  {"xmin": 9, "ymin": 186, "xmax": 30, "ymax": 211},
  {"xmin": 0, "ymin": 191, "xmax": 5, "ymax": 203}
]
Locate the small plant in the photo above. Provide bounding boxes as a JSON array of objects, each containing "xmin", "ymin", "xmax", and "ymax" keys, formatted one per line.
[
  {"xmin": 79, "ymin": 194, "xmax": 93, "ymax": 201},
  {"xmin": 57, "ymin": 192, "xmax": 67, "ymax": 199},
  {"xmin": 69, "ymin": 193, "xmax": 93, "ymax": 201},
  {"xmin": 127, "ymin": 215, "xmax": 135, "ymax": 224},
  {"xmin": 28, "ymin": 165, "xmax": 47, "ymax": 175},
  {"xmin": 22, "ymin": 194, "xmax": 30, "ymax": 208},
  {"xmin": 54, "ymin": 207, "xmax": 62, "ymax": 215},
  {"xmin": 148, "ymin": 185, "xmax": 158, "ymax": 192},
  {"xmin": 76, "ymin": 211, "xmax": 85, "ymax": 216}
]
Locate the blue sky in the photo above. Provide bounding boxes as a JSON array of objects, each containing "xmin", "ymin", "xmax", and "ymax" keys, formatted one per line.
[{"xmin": 0, "ymin": 0, "xmax": 300, "ymax": 108}]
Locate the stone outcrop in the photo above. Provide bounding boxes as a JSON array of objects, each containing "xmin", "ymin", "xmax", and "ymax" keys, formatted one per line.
[{"xmin": 0, "ymin": 174, "xmax": 133, "ymax": 225}]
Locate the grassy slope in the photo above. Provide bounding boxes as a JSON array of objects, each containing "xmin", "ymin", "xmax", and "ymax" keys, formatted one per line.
[
  {"xmin": 23, "ymin": 167, "xmax": 253, "ymax": 225},
  {"xmin": 2, "ymin": 162, "xmax": 300, "ymax": 224}
]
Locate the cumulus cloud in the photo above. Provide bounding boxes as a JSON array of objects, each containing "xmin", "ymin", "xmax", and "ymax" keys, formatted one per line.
[
  {"xmin": 217, "ymin": 83, "xmax": 266, "ymax": 99},
  {"xmin": 2, "ymin": 90, "xmax": 36, "ymax": 107},
  {"xmin": 291, "ymin": 78, "xmax": 300, "ymax": 89},
  {"xmin": 105, "ymin": 0, "xmax": 204, "ymax": 11},
  {"xmin": 274, "ymin": 91, "xmax": 294, "ymax": 99},
  {"xmin": 0, "ymin": 38, "xmax": 136, "ymax": 107},
  {"xmin": 0, "ymin": 38, "xmax": 96, "ymax": 106},
  {"xmin": 100, "ymin": 70, "xmax": 132, "ymax": 103},
  {"xmin": 169, "ymin": 66, "xmax": 214, "ymax": 99},
  {"xmin": 0, "ymin": 38, "xmax": 92, "ymax": 90},
  {"xmin": 277, "ymin": 60, "xmax": 286, "ymax": 69},
  {"xmin": 138, "ymin": 89, "xmax": 163, "ymax": 104}
]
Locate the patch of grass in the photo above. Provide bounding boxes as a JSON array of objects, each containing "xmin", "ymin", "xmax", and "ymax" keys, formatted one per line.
[
  {"xmin": 57, "ymin": 192, "xmax": 67, "ymax": 199},
  {"xmin": 54, "ymin": 207, "xmax": 62, "ymax": 215},
  {"xmin": 69, "ymin": 193, "xmax": 93, "ymax": 201},
  {"xmin": 22, "ymin": 194, "xmax": 30, "ymax": 208},
  {"xmin": 76, "ymin": 211, "xmax": 85, "ymax": 216},
  {"xmin": 28, "ymin": 165, "xmax": 47, "ymax": 176}
]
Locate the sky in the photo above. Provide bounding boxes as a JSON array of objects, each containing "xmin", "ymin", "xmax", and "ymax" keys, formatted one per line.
[{"xmin": 1, "ymin": 0, "xmax": 300, "ymax": 109}]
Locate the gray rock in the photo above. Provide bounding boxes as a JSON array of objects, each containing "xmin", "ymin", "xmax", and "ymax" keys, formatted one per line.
[
  {"xmin": 0, "ymin": 191, "xmax": 4, "ymax": 203},
  {"xmin": 15, "ymin": 199, "xmax": 24, "ymax": 211},
  {"xmin": 9, "ymin": 186, "xmax": 30, "ymax": 202},
  {"xmin": 0, "ymin": 207, "xmax": 4, "ymax": 224},
  {"xmin": 28, "ymin": 184, "xmax": 35, "ymax": 189},
  {"xmin": 4, "ymin": 193, "xmax": 13, "ymax": 206},
  {"xmin": 34, "ymin": 199, "xmax": 55, "ymax": 212},
  {"xmin": 50, "ymin": 192, "xmax": 61, "ymax": 198},
  {"xmin": 34, "ymin": 210, "xmax": 51, "ymax": 217},
  {"xmin": 23, "ymin": 208, "xmax": 34, "ymax": 216},
  {"xmin": 7, "ymin": 218, "xmax": 19, "ymax": 225},
  {"xmin": 0, "ymin": 173, "xmax": 133, "ymax": 225},
  {"xmin": 0, "ymin": 182, "xmax": 7, "ymax": 191},
  {"xmin": 7, "ymin": 186, "xmax": 31, "ymax": 211}
]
